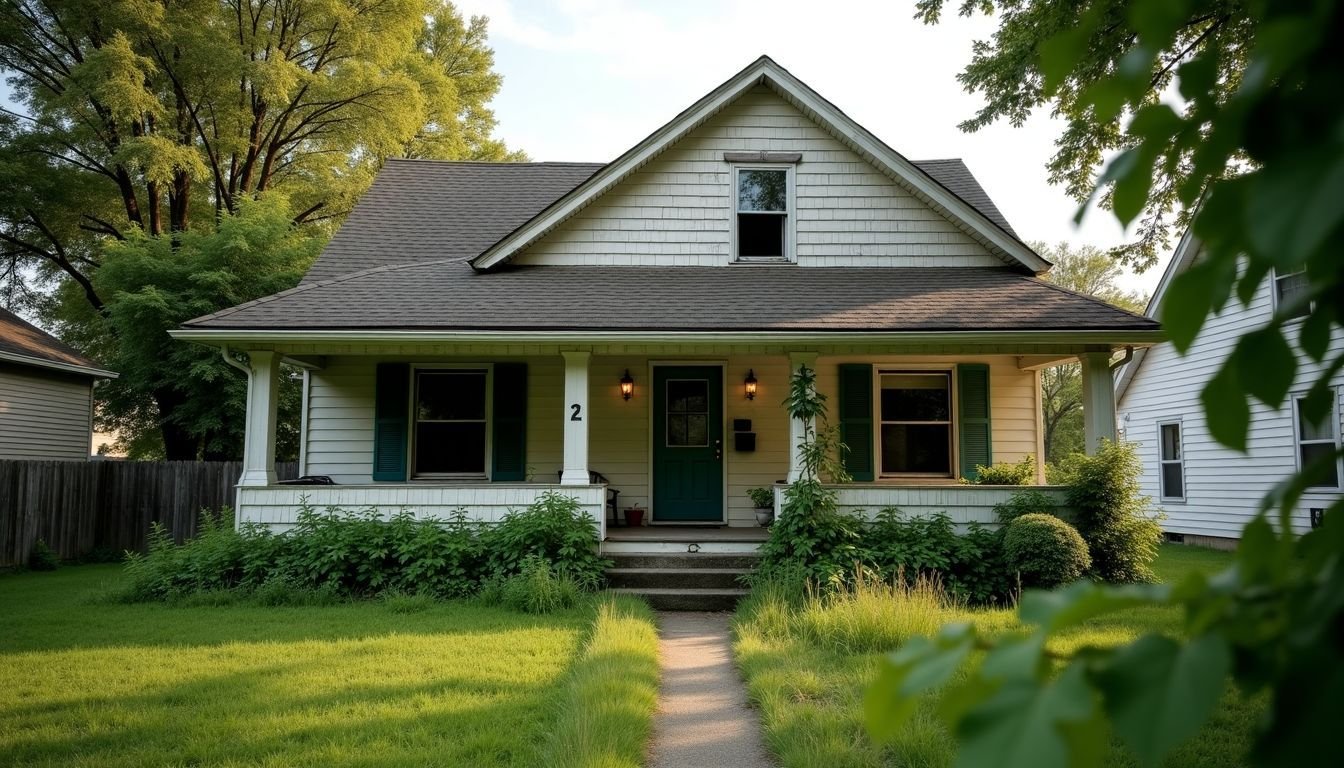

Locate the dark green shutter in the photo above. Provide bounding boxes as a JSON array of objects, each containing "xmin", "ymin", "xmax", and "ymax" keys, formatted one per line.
[
  {"xmin": 957, "ymin": 363, "xmax": 992, "ymax": 480},
  {"xmin": 837, "ymin": 364, "xmax": 875, "ymax": 481},
  {"xmin": 372, "ymin": 363, "xmax": 410, "ymax": 481},
  {"xmin": 491, "ymin": 363, "xmax": 528, "ymax": 481}
]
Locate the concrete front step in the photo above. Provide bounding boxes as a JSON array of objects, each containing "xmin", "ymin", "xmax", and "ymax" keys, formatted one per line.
[
  {"xmin": 607, "ymin": 552, "xmax": 761, "ymax": 570},
  {"xmin": 610, "ymin": 587, "xmax": 749, "ymax": 611},
  {"xmin": 606, "ymin": 567, "xmax": 751, "ymax": 590}
]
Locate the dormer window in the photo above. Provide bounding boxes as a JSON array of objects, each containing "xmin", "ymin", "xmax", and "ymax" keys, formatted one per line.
[{"xmin": 735, "ymin": 166, "xmax": 792, "ymax": 261}]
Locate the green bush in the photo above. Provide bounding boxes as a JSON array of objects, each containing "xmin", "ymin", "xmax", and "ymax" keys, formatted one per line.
[
  {"xmin": 500, "ymin": 555, "xmax": 583, "ymax": 614},
  {"xmin": 1002, "ymin": 513, "xmax": 1091, "ymax": 589},
  {"xmin": 971, "ymin": 455, "xmax": 1036, "ymax": 485},
  {"xmin": 28, "ymin": 539, "xmax": 59, "ymax": 571},
  {"xmin": 864, "ymin": 509, "xmax": 1012, "ymax": 605},
  {"xmin": 486, "ymin": 491, "xmax": 609, "ymax": 590},
  {"xmin": 1059, "ymin": 440, "xmax": 1163, "ymax": 583},
  {"xmin": 993, "ymin": 489, "xmax": 1064, "ymax": 524},
  {"xmin": 758, "ymin": 479, "xmax": 864, "ymax": 587}
]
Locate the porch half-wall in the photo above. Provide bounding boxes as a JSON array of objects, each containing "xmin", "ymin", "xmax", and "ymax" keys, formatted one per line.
[{"xmin": 772, "ymin": 484, "xmax": 1072, "ymax": 528}]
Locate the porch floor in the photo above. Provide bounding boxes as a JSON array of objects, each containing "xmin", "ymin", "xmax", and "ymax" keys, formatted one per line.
[{"xmin": 604, "ymin": 526, "xmax": 770, "ymax": 543}]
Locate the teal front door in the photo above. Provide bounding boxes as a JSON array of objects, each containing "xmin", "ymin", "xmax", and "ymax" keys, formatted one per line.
[{"xmin": 652, "ymin": 366, "xmax": 724, "ymax": 522}]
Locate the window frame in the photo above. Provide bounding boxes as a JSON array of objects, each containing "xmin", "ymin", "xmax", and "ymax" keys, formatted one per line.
[
  {"xmin": 730, "ymin": 163, "xmax": 796, "ymax": 263},
  {"xmin": 1156, "ymin": 419, "xmax": 1186, "ymax": 503},
  {"xmin": 1270, "ymin": 267, "xmax": 1314, "ymax": 321},
  {"xmin": 410, "ymin": 363, "xmax": 493, "ymax": 480},
  {"xmin": 1292, "ymin": 389, "xmax": 1343, "ymax": 491},
  {"xmin": 875, "ymin": 368, "xmax": 956, "ymax": 479}
]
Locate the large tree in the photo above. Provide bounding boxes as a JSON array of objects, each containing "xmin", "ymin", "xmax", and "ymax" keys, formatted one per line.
[
  {"xmin": 0, "ymin": 0, "xmax": 519, "ymax": 458},
  {"xmin": 1036, "ymin": 241, "xmax": 1146, "ymax": 463},
  {"xmin": 869, "ymin": 2, "xmax": 1344, "ymax": 766}
]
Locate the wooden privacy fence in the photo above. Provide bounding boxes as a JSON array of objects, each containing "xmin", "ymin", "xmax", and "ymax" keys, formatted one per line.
[{"xmin": 0, "ymin": 460, "xmax": 297, "ymax": 567}]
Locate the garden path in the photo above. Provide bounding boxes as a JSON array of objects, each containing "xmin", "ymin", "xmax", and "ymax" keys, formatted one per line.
[{"xmin": 647, "ymin": 612, "xmax": 774, "ymax": 768}]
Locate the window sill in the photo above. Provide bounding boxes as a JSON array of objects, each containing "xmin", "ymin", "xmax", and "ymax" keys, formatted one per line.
[{"xmin": 732, "ymin": 257, "xmax": 793, "ymax": 265}]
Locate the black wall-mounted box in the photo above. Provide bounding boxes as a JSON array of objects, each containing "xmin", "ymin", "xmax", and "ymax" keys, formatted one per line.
[{"xmin": 734, "ymin": 432, "xmax": 757, "ymax": 452}]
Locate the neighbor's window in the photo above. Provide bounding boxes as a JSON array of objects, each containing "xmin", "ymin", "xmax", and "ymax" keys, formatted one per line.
[
  {"xmin": 413, "ymin": 369, "xmax": 488, "ymax": 476},
  {"xmin": 736, "ymin": 167, "xmax": 789, "ymax": 260},
  {"xmin": 1295, "ymin": 393, "xmax": 1341, "ymax": 489},
  {"xmin": 1158, "ymin": 421, "xmax": 1185, "ymax": 500},
  {"xmin": 879, "ymin": 371, "xmax": 952, "ymax": 475},
  {"xmin": 1273, "ymin": 268, "xmax": 1312, "ymax": 319}
]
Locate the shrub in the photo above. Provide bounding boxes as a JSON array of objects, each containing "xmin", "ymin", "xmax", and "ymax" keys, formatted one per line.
[
  {"xmin": 28, "ymin": 539, "xmax": 59, "ymax": 571},
  {"xmin": 1002, "ymin": 513, "xmax": 1091, "ymax": 589},
  {"xmin": 486, "ymin": 491, "xmax": 609, "ymax": 589},
  {"xmin": 500, "ymin": 555, "xmax": 582, "ymax": 614},
  {"xmin": 971, "ymin": 455, "xmax": 1036, "ymax": 485},
  {"xmin": 993, "ymin": 489, "xmax": 1063, "ymax": 524},
  {"xmin": 758, "ymin": 479, "xmax": 864, "ymax": 587},
  {"xmin": 1061, "ymin": 440, "xmax": 1163, "ymax": 583},
  {"xmin": 864, "ymin": 509, "xmax": 1012, "ymax": 605}
]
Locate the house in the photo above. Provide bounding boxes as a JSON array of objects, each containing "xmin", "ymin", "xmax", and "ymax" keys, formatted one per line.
[
  {"xmin": 171, "ymin": 56, "xmax": 1160, "ymax": 540},
  {"xmin": 0, "ymin": 308, "xmax": 117, "ymax": 460},
  {"xmin": 1116, "ymin": 229, "xmax": 1343, "ymax": 548}
]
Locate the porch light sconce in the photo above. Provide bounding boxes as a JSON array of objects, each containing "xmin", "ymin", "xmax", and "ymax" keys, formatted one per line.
[
  {"xmin": 620, "ymin": 369, "xmax": 634, "ymax": 401},
  {"xmin": 744, "ymin": 369, "xmax": 758, "ymax": 400}
]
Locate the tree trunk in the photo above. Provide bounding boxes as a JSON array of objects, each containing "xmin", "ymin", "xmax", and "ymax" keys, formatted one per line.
[{"xmin": 154, "ymin": 387, "xmax": 198, "ymax": 460}]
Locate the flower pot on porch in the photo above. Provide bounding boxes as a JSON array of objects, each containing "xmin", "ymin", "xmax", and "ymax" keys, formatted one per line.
[
  {"xmin": 754, "ymin": 507, "xmax": 774, "ymax": 527},
  {"xmin": 624, "ymin": 508, "xmax": 645, "ymax": 527}
]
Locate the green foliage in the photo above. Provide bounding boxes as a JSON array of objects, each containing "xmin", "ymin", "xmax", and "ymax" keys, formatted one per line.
[
  {"xmin": 994, "ymin": 489, "xmax": 1064, "ymax": 524},
  {"xmin": 747, "ymin": 486, "xmax": 775, "ymax": 509},
  {"xmin": 971, "ymin": 455, "xmax": 1036, "ymax": 485},
  {"xmin": 1061, "ymin": 440, "xmax": 1163, "ymax": 584},
  {"xmin": 1003, "ymin": 514, "xmax": 1092, "ymax": 589},
  {"xmin": 0, "ymin": 0, "xmax": 518, "ymax": 457},
  {"xmin": 867, "ymin": 509, "xmax": 1014, "ymax": 606},
  {"xmin": 27, "ymin": 539, "xmax": 59, "ymax": 571},
  {"xmin": 117, "ymin": 493, "xmax": 605, "ymax": 604},
  {"xmin": 497, "ymin": 556, "xmax": 583, "ymax": 615}
]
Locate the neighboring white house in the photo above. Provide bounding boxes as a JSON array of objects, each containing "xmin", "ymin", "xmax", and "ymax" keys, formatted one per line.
[
  {"xmin": 1116, "ymin": 230, "xmax": 1344, "ymax": 548},
  {"xmin": 0, "ymin": 308, "xmax": 118, "ymax": 460},
  {"xmin": 171, "ymin": 56, "xmax": 1160, "ymax": 539}
]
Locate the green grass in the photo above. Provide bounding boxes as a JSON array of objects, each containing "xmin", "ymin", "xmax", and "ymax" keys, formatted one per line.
[
  {"xmin": 734, "ymin": 544, "xmax": 1262, "ymax": 768},
  {"xmin": 0, "ymin": 565, "xmax": 660, "ymax": 768}
]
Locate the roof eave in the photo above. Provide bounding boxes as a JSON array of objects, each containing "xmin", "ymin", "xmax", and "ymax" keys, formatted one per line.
[{"xmin": 0, "ymin": 350, "xmax": 118, "ymax": 379}]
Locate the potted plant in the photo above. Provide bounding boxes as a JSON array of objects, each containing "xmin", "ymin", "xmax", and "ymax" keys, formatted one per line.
[
  {"xmin": 623, "ymin": 504, "xmax": 645, "ymax": 528},
  {"xmin": 747, "ymin": 487, "xmax": 775, "ymax": 527}
]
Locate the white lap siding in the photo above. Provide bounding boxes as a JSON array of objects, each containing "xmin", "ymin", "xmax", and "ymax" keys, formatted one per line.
[
  {"xmin": 1119, "ymin": 278, "xmax": 1344, "ymax": 539},
  {"xmin": 513, "ymin": 86, "xmax": 1003, "ymax": 269},
  {"xmin": 0, "ymin": 364, "xmax": 94, "ymax": 460}
]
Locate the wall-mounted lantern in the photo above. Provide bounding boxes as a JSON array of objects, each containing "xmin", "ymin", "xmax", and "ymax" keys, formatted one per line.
[
  {"xmin": 744, "ymin": 369, "xmax": 758, "ymax": 400},
  {"xmin": 620, "ymin": 369, "xmax": 635, "ymax": 401}
]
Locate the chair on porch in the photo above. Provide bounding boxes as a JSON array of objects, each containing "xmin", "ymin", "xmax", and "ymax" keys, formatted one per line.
[{"xmin": 556, "ymin": 470, "xmax": 620, "ymax": 527}]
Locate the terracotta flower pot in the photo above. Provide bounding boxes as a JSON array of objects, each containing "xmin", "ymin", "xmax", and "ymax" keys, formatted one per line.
[{"xmin": 624, "ymin": 508, "xmax": 644, "ymax": 527}]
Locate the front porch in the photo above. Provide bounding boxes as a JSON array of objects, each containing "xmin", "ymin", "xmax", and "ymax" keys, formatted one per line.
[{"xmin": 224, "ymin": 339, "xmax": 1120, "ymax": 539}]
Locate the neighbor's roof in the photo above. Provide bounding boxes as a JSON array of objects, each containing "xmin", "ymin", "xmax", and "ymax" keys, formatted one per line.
[
  {"xmin": 302, "ymin": 157, "xmax": 1019, "ymax": 284},
  {"xmin": 182, "ymin": 262, "xmax": 1158, "ymax": 335},
  {"xmin": 469, "ymin": 55, "xmax": 1048, "ymax": 273},
  {"xmin": 0, "ymin": 308, "xmax": 117, "ymax": 378}
]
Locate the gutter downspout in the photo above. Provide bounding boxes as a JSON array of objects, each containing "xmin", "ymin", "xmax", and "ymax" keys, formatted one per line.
[
  {"xmin": 222, "ymin": 346, "xmax": 253, "ymax": 525},
  {"xmin": 1110, "ymin": 345, "xmax": 1135, "ymax": 371}
]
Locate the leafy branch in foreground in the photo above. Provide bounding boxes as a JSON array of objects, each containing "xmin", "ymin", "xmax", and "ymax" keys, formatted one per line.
[{"xmin": 877, "ymin": 0, "xmax": 1344, "ymax": 765}]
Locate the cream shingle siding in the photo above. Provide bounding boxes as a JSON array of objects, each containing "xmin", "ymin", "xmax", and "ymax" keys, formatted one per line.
[
  {"xmin": 0, "ymin": 364, "xmax": 94, "ymax": 460},
  {"xmin": 1118, "ymin": 276, "xmax": 1344, "ymax": 539},
  {"xmin": 514, "ymin": 87, "xmax": 1001, "ymax": 269}
]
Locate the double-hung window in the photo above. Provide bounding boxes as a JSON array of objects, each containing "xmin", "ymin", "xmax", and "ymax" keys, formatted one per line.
[
  {"xmin": 879, "ymin": 372, "xmax": 953, "ymax": 476},
  {"xmin": 1157, "ymin": 421, "xmax": 1185, "ymax": 501},
  {"xmin": 735, "ymin": 167, "xmax": 790, "ymax": 261},
  {"xmin": 1273, "ymin": 269, "xmax": 1313, "ymax": 320},
  {"xmin": 1295, "ymin": 393, "xmax": 1342, "ymax": 489},
  {"xmin": 413, "ymin": 368, "xmax": 488, "ymax": 477}
]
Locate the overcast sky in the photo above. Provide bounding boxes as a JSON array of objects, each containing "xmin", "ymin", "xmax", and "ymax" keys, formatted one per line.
[{"xmin": 454, "ymin": 0, "xmax": 1169, "ymax": 294}]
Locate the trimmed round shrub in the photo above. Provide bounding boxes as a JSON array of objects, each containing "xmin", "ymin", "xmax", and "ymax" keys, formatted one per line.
[{"xmin": 1003, "ymin": 514, "xmax": 1091, "ymax": 589}]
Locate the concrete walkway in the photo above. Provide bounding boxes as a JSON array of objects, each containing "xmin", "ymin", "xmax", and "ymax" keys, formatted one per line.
[{"xmin": 648, "ymin": 612, "xmax": 774, "ymax": 768}]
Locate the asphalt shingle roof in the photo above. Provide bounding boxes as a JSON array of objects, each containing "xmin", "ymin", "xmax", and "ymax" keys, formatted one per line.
[
  {"xmin": 186, "ymin": 262, "xmax": 1157, "ymax": 332},
  {"xmin": 302, "ymin": 158, "xmax": 1020, "ymax": 283},
  {"xmin": 0, "ymin": 307, "xmax": 107, "ymax": 373}
]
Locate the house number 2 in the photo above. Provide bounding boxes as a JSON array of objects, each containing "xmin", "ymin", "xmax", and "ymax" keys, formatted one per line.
[{"xmin": 570, "ymin": 404, "xmax": 583, "ymax": 421}]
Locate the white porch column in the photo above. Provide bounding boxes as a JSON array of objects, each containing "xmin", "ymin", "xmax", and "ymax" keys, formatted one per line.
[
  {"xmin": 786, "ymin": 351, "xmax": 819, "ymax": 483},
  {"xmin": 239, "ymin": 350, "xmax": 281, "ymax": 486},
  {"xmin": 1080, "ymin": 351, "xmax": 1118, "ymax": 455},
  {"xmin": 560, "ymin": 350, "xmax": 591, "ymax": 485}
]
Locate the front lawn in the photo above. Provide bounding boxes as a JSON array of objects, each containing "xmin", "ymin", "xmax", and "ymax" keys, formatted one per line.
[
  {"xmin": 0, "ymin": 565, "xmax": 655, "ymax": 767},
  {"xmin": 734, "ymin": 543, "xmax": 1262, "ymax": 768}
]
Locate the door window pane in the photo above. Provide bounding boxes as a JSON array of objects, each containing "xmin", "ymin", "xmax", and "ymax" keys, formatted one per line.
[
  {"xmin": 666, "ymin": 379, "xmax": 709, "ymax": 447},
  {"xmin": 881, "ymin": 424, "xmax": 951, "ymax": 474}
]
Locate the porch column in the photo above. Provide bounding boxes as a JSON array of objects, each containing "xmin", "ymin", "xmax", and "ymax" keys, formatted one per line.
[
  {"xmin": 786, "ymin": 351, "xmax": 819, "ymax": 483},
  {"xmin": 560, "ymin": 350, "xmax": 591, "ymax": 485},
  {"xmin": 239, "ymin": 350, "xmax": 280, "ymax": 486},
  {"xmin": 1080, "ymin": 351, "xmax": 1118, "ymax": 455}
]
